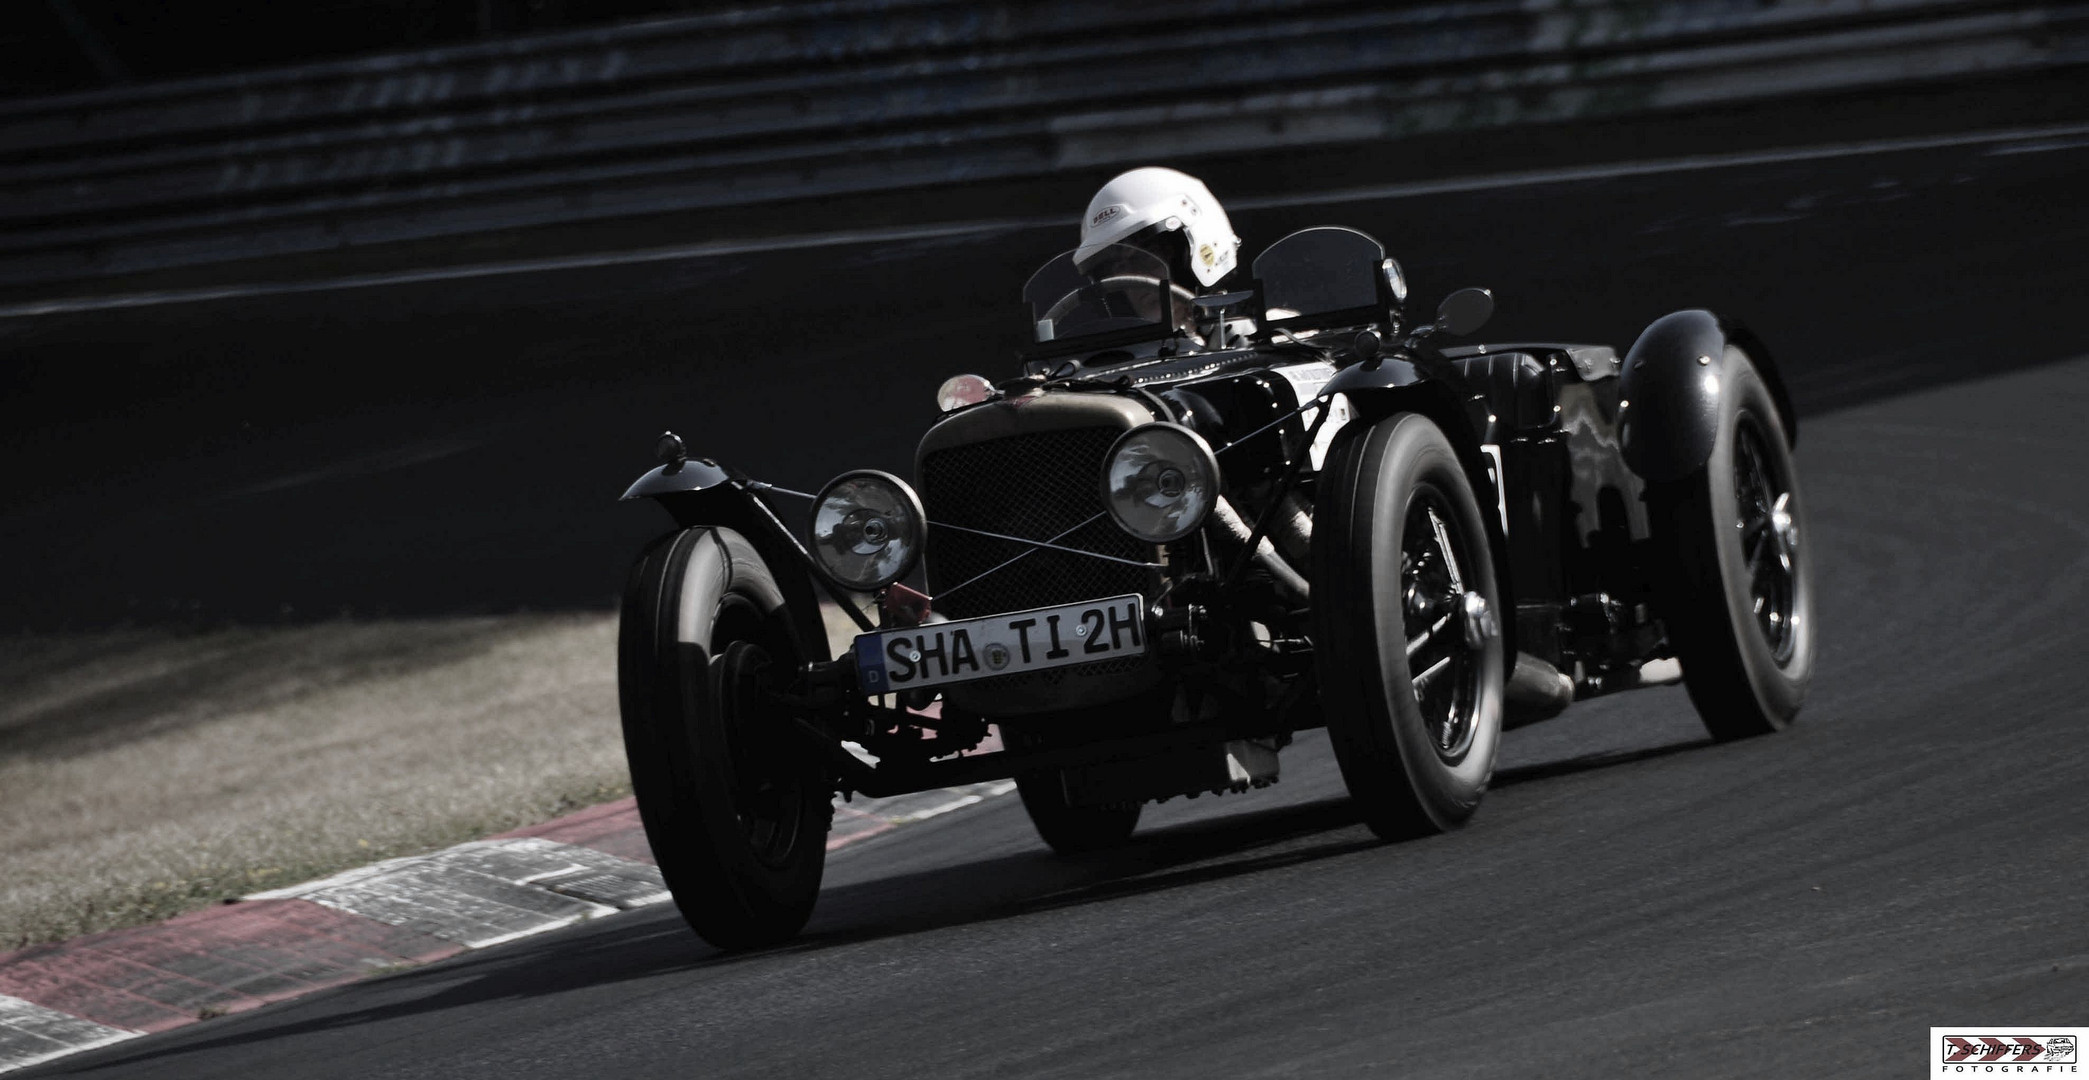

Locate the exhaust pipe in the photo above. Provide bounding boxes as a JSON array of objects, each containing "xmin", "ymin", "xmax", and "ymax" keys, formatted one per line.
[
  {"xmin": 1211, "ymin": 497, "xmax": 1310, "ymax": 605},
  {"xmin": 1504, "ymin": 652, "xmax": 1574, "ymax": 727}
]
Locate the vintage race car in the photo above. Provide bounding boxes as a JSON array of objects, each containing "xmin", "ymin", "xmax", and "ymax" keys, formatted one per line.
[{"xmin": 615, "ymin": 226, "xmax": 1816, "ymax": 948}]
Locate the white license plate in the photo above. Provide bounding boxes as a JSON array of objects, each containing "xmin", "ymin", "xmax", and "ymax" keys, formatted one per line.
[{"xmin": 854, "ymin": 594, "xmax": 1147, "ymax": 694}]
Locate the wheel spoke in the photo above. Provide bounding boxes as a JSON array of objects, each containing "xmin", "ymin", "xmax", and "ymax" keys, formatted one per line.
[
  {"xmin": 1396, "ymin": 484, "xmax": 1484, "ymax": 762},
  {"xmin": 1407, "ymin": 610, "xmax": 1453, "ymax": 658},
  {"xmin": 1739, "ymin": 527, "xmax": 1766, "ymax": 571},
  {"xmin": 1727, "ymin": 415, "xmax": 1802, "ymax": 662},
  {"xmin": 1428, "ymin": 508, "xmax": 1466, "ymax": 593},
  {"xmin": 1409, "ymin": 625, "xmax": 1458, "ymax": 676},
  {"xmin": 1411, "ymin": 653, "xmax": 1452, "ymax": 694}
]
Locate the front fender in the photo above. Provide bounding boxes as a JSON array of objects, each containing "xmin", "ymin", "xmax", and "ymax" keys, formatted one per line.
[
  {"xmin": 620, "ymin": 460, "xmax": 838, "ymax": 662},
  {"xmin": 1619, "ymin": 310, "xmax": 1796, "ymax": 484},
  {"xmin": 621, "ymin": 458, "xmax": 732, "ymax": 500}
]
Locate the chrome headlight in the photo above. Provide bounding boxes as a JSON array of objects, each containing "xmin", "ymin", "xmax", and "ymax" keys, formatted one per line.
[
  {"xmin": 1380, "ymin": 257, "xmax": 1409, "ymax": 305},
  {"xmin": 810, "ymin": 470, "xmax": 924, "ymax": 591},
  {"xmin": 1100, "ymin": 423, "xmax": 1220, "ymax": 543}
]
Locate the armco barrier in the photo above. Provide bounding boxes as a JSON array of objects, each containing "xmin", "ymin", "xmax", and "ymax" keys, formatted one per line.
[{"xmin": 1, "ymin": 0, "xmax": 2085, "ymax": 291}]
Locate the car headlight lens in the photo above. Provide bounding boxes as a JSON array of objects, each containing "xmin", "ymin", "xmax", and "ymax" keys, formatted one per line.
[
  {"xmin": 935, "ymin": 374, "xmax": 996, "ymax": 412},
  {"xmin": 1100, "ymin": 423, "xmax": 1220, "ymax": 543},
  {"xmin": 810, "ymin": 470, "xmax": 924, "ymax": 591}
]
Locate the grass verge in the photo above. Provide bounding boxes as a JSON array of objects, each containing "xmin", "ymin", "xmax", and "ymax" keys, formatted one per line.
[{"xmin": 0, "ymin": 614, "xmax": 630, "ymax": 950}]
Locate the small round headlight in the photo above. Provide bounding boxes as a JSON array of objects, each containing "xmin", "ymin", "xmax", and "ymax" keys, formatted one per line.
[
  {"xmin": 1380, "ymin": 257, "xmax": 1409, "ymax": 305},
  {"xmin": 936, "ymin": 374, "xmax": 996, "ymax": 413},
  {"xmin": 1100, "ymin": 423, "xmax": 1220, "ymax": 543},
  {"xmin": 810, "ymin": 470, "xmax": 924, "ymax": 591}
]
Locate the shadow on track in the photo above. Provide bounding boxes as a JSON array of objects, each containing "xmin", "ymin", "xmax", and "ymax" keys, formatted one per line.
[
  {"xmin": 68, "ymin": 730, "xmax": 1721, "ymax": 1072},
  {"xmin": 1491, "ymin": 736, "xmax": 1713, "ymax": 788}
]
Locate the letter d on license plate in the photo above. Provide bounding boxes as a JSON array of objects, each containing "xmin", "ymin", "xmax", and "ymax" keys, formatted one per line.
[{"xmin": 855, "ymin": 594, "xmax": 1146, "ymax": 694}]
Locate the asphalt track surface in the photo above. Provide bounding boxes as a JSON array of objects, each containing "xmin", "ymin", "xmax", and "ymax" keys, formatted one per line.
[{"xmin": 10, "ymin": 130, "xmax": 2089, "ymax": 1076}]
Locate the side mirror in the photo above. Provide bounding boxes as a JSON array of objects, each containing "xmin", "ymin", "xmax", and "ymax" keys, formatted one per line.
[{"xmin": 1435, "ymin": 287, "xmax": 1494, "ymax": 337}]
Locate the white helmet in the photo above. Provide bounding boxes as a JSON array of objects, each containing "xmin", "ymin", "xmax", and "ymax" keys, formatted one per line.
[{"xmin": 1076, "ymin": 166, "xmax": 1239, "ymax": 288}]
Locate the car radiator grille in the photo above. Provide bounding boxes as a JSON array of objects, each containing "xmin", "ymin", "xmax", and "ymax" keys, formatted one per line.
[{"xmin": 919, "ymin": 426, "xmax": 1156, "ymax": 626}]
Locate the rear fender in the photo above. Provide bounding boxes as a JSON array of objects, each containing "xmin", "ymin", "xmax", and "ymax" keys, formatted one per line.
[
  {"xmin": 1619, "ymin": 310, "xmax": 1796, "ymax": 484},
  {"xmin": 1325, "ymin": 370, "xmax": 1518, "ymax": 660},
  {"xmin": 622, "ymin": 462, "xmax": 836, "ymax": 663}
]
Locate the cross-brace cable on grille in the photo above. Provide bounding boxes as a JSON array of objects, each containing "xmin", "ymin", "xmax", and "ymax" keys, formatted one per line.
[
  {"xmin": 742, "ymin": 482, "xmax": 1163, "ymax": 597},
  {"xmin": 750, "ymin": 392, "xmax": 1332, "ymax": 611},
  {"xmin": 929, "ymin": 520, "xmax": 1165, "ymax": 568},
  {"xmin": 932, "ymin": 512, "xmax": 1154, "ymax": 602}
]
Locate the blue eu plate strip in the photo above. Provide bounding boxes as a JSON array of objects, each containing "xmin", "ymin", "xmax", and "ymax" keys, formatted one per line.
[{"xmin": 854, "ymin": 633, "xmax": 888, "ymax": 693}]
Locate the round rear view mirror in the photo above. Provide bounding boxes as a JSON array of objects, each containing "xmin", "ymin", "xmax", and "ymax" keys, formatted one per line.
[{"xmin": 1436, "ymin": 287, "xmax": 1495, "ymax": 337}]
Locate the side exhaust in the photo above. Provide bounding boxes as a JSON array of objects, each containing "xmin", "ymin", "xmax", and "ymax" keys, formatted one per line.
[{"xmin": 1504, "ymin": 652, "xmax": 1575, "ymax": 728}]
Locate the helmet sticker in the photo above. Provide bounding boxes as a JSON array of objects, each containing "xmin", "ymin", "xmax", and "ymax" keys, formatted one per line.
[
  {"xmin": 1090, "ymin": 204, "xmax": 1126, "ymax": 229},
  {"xmin": 1198, "ymin": 243, "xmax": 1216, "ymax": 267}
]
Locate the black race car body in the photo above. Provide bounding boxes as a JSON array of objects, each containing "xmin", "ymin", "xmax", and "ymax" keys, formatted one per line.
[{"xmin": 615, "ymin": 225, "xmax": 1815, "ymax": 948}]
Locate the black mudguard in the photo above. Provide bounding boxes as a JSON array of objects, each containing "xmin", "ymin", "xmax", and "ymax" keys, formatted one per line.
[
  {"xmin": 1618, "ymin": 310, "xmax": 1797, "ymax": 484},
  {"xmin": 621, "ymin": 461, "xmax": 838, "ymax": 663}
]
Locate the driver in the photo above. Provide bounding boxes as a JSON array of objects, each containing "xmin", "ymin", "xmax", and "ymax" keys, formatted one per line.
[
  {"xmin": 1074, "ymin": 166, "xmax": 1240, "ymax": 291},
  {"xmin": 1072, "ymin": 167, "xmax": 1245, "ymax": 346}
]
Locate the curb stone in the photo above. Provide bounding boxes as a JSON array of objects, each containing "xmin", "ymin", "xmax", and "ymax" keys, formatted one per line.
[{"xmin": 0, "ymin": 780, "xmax": 1014, "ymax": 1074}]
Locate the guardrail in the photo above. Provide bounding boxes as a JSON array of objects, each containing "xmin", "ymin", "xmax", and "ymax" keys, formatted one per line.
[{"xmin": 2, "ymin": 0, "xmax": 2084, "ymax": 290}]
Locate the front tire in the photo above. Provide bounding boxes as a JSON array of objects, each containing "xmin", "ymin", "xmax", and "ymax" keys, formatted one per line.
[
  {"xmin": 619, "ymin": 527, "xmax": 831, "ymax": 949},
  {"xmin": 1648, "ymin": 346, "xmax": 1815, "ymax": 740},
  {"xmin": 1312, "ymin": 412, "xmax": 1507, "ymax": 840}
]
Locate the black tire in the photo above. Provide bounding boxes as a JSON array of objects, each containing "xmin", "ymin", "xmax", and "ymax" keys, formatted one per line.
[
  {"xmin": 1312, "ymin": 412, "xmax": 1507, "ymax": 841},
  {"xmin": 1013, "ymin": 772, "xmax": 1141, "ymax": 855},
  {"xmin": 1002, "ymin": 718, "xmax": 1143, "ymax": 855},
  {"xmin": 618, "ymin": 527, "xmax": 831, "ymax": 949},
  {"xmin": 1648, "ymin": 346, "xmax": 1815, "ymax": 740}
]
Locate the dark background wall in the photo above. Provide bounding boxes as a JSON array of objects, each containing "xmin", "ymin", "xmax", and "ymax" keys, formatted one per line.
[
  {"xmin": 2, "ymin": 0, "xmax": 2086, "ymax": 631},
  {"xmin": 7, "ymin": 0, "xmax": 731, "ymax": 96},
  {"xmin": 4, "ymin": 0, "xmax": 2085, "ymax": 298}
]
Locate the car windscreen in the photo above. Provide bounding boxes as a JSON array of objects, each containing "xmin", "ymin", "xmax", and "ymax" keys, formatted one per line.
[
  {"xmin": 1252, "ymin": 225, "xmax": 1387, "ymax": 330},
  {"xmin": 1022, "ymin": 244, "xmax": 1189, "ymax": 347}
]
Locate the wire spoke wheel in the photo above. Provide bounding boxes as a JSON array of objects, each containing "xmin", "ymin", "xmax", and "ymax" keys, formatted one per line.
[
  {"xmin": 1649, "ymin": 345, "xmax": 1815, "ymax": 741},
  {"xmin": 1400, "ymin": 495, "xmax": 1480, "ymax": 761},
  {"xmin": 1732, "ymin": 416, "xmax": 1798, "ymax": 663},
  {"xmin": 1313, "ymin": 412, "xmax": 1505, "ymax": 840},
  {"xmin": 714, "ymin": 640, "xmax": 810, "ymax": 871},
  {"xmin": 619, "ymin": 527, "xmax": 831, "ymax": 949}
]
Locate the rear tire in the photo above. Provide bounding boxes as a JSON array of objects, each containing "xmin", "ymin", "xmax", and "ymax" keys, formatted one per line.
[
  {"xmin": 1312, "ymin": 412, "xmax": 1506, "ymax": 840},
  {"xmin": 1648, "ymin": 346, "xmax": 1815, "ymax": 740},
  {"xmin": 618, "ymin": 527, "xmax": 831, "ymax": 949},
  {"xmin": 1014, "ymin": 773, "xmax": 1141, "ymax": 855},
  {"xmin": 1002, "ymin": 718, "xmax": 1143, "ymax": 855}
]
